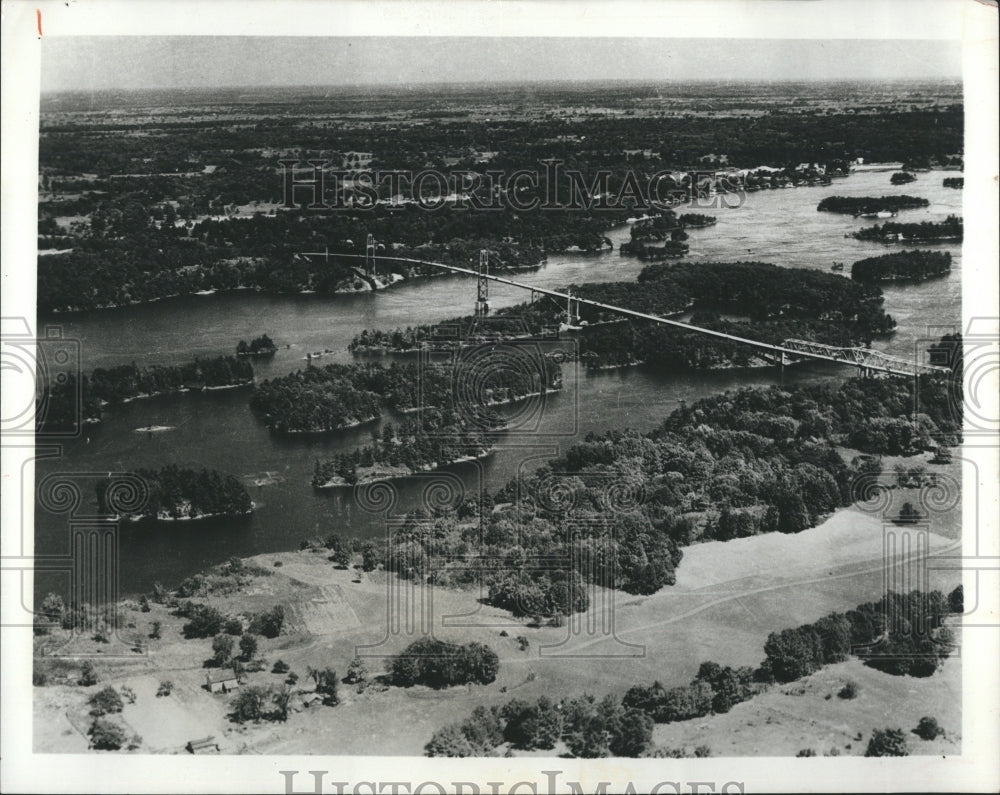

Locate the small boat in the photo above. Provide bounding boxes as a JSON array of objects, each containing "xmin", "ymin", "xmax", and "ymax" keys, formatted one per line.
[{"xmin": 831, "ymin": 262, "xmax": 845, "ymax": 271}]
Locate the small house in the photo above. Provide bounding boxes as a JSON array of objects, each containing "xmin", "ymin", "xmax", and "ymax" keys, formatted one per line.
[
  {"xmin": 186, "ymin": 736, "xmax": 220, "ymax": 754},
  {"xmin": 205, "ymin": 670, "xmax": 240, "ymax": 694}
]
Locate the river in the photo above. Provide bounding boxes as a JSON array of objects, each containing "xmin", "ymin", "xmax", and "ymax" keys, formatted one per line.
[{"xmin": 34, "ymin": 169, "xmax": 961, "ymax": 595}]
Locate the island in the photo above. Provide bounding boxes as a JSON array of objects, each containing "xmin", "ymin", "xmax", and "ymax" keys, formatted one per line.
[
  {"xmin": 816, "ymin": 195, "xmax": 929, "ymax": 216},
  {"xmin": 850, "ymin": 250, "xmax": 952, "ymax": 283},
  {"xmin": 889, "ymin": 171, "xmax": 917, "ymax": 185},
  {"xmin": 618, "ymin": 210, "xmax": 719, "ymax": 260},
  {"xmin": 37, "ymin": 356, "xmax": 255, "ymax": 430},
  {"xmin": 95, "ymin": 465, "xmax": 253, "ymax": 521},
  {"xmin": 236, "ymin": 334, "xmax": 278, "ymax": 357},
  {"xmin": 853, "ymin": 215, "xmax": 963, "ymax": 243},
  {"xmin": 942, "ymin": 177, "xmax": 964, "ymax": 189},
  {"xmin": 252, "ymin": 357, "xmax": 562, "ymax": 434},
  {"xmin": 310, "ymin": 409, "xmax": 499, "ymax": 487}
]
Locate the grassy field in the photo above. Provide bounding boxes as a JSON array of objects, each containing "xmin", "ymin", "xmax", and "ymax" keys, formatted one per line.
[{"xmin": 33, "ymin": 455, "xmax": 964, "ymax": 755}]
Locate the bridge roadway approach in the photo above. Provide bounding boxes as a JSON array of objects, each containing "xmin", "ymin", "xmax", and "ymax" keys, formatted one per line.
[{"xmin": 299, "ymin": 251, "xmax": 948, "ymax": 379}]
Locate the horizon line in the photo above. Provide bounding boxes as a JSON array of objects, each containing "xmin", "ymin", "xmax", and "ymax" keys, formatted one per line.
[{"xmin": 41, "ymin": 75, "xmax": 964, "ymax": 97}]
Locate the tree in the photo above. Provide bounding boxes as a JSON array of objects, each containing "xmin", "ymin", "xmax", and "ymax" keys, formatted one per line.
[
  {"xmin": 182, "ymin": 604, "xmax": 224, "ymax": 639},
  {"xmin": 79, "ymin": 661, "xmax": 98, "ymax": 686},
  {"xmin": 273, "ymin": 685, "xmax": 292, "ymax": 722},
  {"xmin": 224, "ymin": 617, "xmax": 244, "ymax": 636},
  {"xmin": 609, "ymin": 707, "xmax": 654, "ymax": 757},
  {"xmin": 239, "ymin": 633, "xmax": 258, "ymax": 661},
  {"xmin": 272, "ymin": 659, "xmax": 290, "ymax": 674},
  {"xmin": 156, "ymin": 680, "xmax": 173, "ymax": 697},
  {"xmin": 344, "ymin": 657, "xmax": 369, "ymax": 685},
  {"xmin": 947, "ymin": 584, "xmax": 963, "ymax": 614},
  {"xmin": 149, "ymin": 621, "xmax": 162, "ymax": 640},
  {"xmin": 424, "ymin": 724, "xmax": 475, "ymax": 757},
  {"xmin": 838, "ymin": 680, "xmax": 859, "ymax": 700},
  {"xmin": 211, "ymin": 634, "xmax": 234, "ymax": 666},
  {"xmin": 89, "ymin": 718, "xmax": 128, "ymax": 750},
  {"xmin": 230, "ymin": 685, "xmax": 270, "ymax": 723},
  {"xmin": 248, "ymin": 605, "xmax": 284, "ymax": 638},
  {"xmin": 89, "ymin": 686, "xmax": 124, "ymax": 716},
  {"xmin": 39, "ymin": 592, "xmax": 65, "ymax": 622},
  {"xmin": 865, "ymin": 728, "xmax": 910, "ymax": 757},
  {"xmin": 311, "ymin": 667, "xmax": 340, "ymax": 706},
  {"xmin": 914, "ymin": 716, "xmax": 944, "ymax": 741}
]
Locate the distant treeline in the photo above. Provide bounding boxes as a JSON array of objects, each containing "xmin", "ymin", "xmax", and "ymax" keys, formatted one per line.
[
  {"xmin": 426, "ymin": 586, "xmax": 961, "ymax": 757},
  {"xmin": 36, "ymin": 203, "xmax": 619, "ymax": 312},
  {"xmin": 38, "ymin": 356, "xmax": 254, "ymax": 429},
  {"xmin": 816, "ymin": 195, "xmax": 929, "ymax": 215},
  {"xmin": 853, "ymin": 215, "xmax": 963, "ymax": 242},
  {"xmin": 95, "ymin": 465, "xmax": 252, "ymax": 521},
  {"xmin": 851, "ymin": 251, "xmax": 952, "ymax": 283}
]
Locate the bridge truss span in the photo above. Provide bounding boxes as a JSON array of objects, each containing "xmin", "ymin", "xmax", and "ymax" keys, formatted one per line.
[{"xmin": 299, "ymin": 246, "xmax": 952, "ymax": 379}]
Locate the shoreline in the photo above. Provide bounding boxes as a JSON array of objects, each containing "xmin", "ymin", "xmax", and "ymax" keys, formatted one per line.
[
  {"xmin": 312, "ymin": 447, "xmax": 495, "ymax": 488},
  {"xmin": 102, "ymin": 380, "xmax": 254, "ymax": 406}
]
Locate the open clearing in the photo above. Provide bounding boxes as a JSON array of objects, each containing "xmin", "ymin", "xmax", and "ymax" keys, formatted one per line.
[{"xmin": 34, "ymin": 492, "xmax": 962, "ymax": 755}]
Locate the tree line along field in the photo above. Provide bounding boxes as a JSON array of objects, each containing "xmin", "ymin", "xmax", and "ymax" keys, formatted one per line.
[{"xmin": 425, "ymin": 587, "xmax": 961, "ymax": 758}]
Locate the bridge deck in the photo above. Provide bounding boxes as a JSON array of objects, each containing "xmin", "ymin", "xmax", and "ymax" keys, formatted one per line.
[{"xmin": 299, "ymin": 251, "xmax": 950, "ymax": 377}]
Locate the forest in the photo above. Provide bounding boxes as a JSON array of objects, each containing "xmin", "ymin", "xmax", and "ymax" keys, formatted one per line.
[
  {"xmin": 38, "ymin": 88, "xmax": 962, "ymax": 312},
  {"xmin": 324, "ymin": 365, "xmax": 958, "ymax": 620},
  {"xmin": 853, "ymin": 215, "xmax": 963, "ymax": 242},
  {"xmin": 816, "ymin": 195, "xmax": 929, "ymax": 215},
  {"xmin": 94, "ymin": 465, "xmax": 253, "ymax": 521},
  {"xmin": 850, "ymin": 250, "xmax": 952, "ymax": 283},
  {"xmin": 251, "ymin": 356, "xmax": 561, "ymax": 434},
  {"xmin": 310, "ymin": 408, "xmax": 501, "ymax": 487}
]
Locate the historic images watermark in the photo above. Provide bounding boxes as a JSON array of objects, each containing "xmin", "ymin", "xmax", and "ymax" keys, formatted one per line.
[
  {"xmin": 281, "ymin": 159, "xmax": 750, "ymax": 212},
  {"xmin": 278, "ymin": 769, "xmax": 746, "ymax": 795}
]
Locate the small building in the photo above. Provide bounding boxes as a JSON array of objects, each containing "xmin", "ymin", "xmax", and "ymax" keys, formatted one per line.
[
  {"xmin": 186, "ymin": 736, "xmax": 220, "ymax": 754},
  {"xmin": 300, "ymin": 693, "xmax": 323, "ymax": 709},
  {"xmin": 205, "ymin": 670, "xmax": 240, "ymax": 694}
]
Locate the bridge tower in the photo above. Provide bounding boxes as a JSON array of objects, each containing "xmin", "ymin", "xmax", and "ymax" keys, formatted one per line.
[
  {"xmin": 565, "ymin": 290, "xmax": 580, "ymax": 325},
  {"xmin": 365, "ymin": 233, "xmax": 376, "ymax": 278},
  {"xmin": 475, "ymin": 249, "xmax": 490, "ymax": 316}
]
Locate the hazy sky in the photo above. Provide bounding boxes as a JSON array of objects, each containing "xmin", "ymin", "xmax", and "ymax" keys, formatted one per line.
[{"xmin": 41, "ymin": 37, "xmax": 962, "ymax": 92}]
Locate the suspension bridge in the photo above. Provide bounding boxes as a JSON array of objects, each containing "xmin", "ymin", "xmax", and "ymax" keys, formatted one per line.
[{"xmin": 300, "ymin": 238, "xmax": 949, "ymax": 379}]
